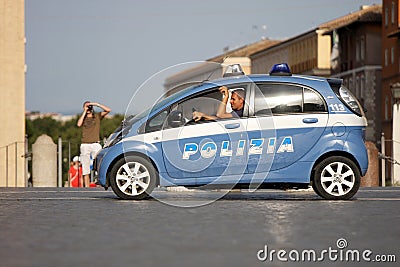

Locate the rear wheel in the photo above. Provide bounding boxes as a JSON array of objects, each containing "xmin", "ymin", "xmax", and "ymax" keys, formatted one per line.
[
  {"xmin": 109, "ymin": 155, "xmax": 157, "ymax": 200},
  {"xmin": 312, "ymin": 156, "xmax": 360, "ymax": 200}
]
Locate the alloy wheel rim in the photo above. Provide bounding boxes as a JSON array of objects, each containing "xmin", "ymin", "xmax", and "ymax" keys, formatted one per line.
[
  {"xmin": 321, "ymin": 162, "xmax": 355, "ymax": 196},
  {"xmin": 116, "ymin": 162, "xmax": 150, "ymax": 196}
]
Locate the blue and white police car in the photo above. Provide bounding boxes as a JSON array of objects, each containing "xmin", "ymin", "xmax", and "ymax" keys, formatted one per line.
[{"xmin": 94, "ymin": 63, "xmax": 368, "ymax": 200}]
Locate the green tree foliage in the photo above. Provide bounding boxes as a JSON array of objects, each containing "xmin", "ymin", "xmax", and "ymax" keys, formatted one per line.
[
  {"xmin": 26, "ymin": 114, "xmax": 125, "ymax": 186},
  {"xmin": 99, "ymin": 114, "xmax": 124, "ymax": 141},
  {"xmin": 26, "ymin": 114, "xmax": 125, "ymax": 150}
]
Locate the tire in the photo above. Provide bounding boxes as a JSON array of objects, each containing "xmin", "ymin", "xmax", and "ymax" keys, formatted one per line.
[
  {"xmin": 109, "ymin": 155, "xmax": 157, "ymax": 200},
  {"xmin": 312, "ymin": 156, "xmax": 360, "ymax": 200},
  {"xmin": 311, "ymin": 178, "xmax": 323, "ymax": 198}
]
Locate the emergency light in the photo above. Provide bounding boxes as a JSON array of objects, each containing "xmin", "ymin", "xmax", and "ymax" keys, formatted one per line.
[
  {"xmin": 269, "ymin": 63, "xmax": 292, "ymax": 76},
  {"xmin": 223, "ymin": 64, "xmax": 245, "ymax": 77}
]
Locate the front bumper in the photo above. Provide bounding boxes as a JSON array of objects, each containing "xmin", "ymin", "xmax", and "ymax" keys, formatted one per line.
[{"xmin": 93, "ymin": 147, "xmax": 111, "ymax": 187}]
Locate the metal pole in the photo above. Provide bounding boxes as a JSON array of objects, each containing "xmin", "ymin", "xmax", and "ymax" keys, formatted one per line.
[
  {"xmin": 393, "ymin": 102, "xmax": 399, "ymax": 186},
  {"xmin": 6, "ymin": 146, "xmax": 8, "ymax": 187},
  {"xmin": 25, "ymin": 136, "xmax": 28, "ymax": 187},
  {"xmin": 381, "ymin": 133, "xmax": 385, "ymax": 187},
  {"xmin": 68, "ymin": 141, "xmax": 71, "ymax": 187},
  {"xmin": 58, "ymin": 137, "xmax": 62, "ymax": 187},
  {"xmin": 15, "ymin": 142, "xmax": 18, "ymax": 187}
]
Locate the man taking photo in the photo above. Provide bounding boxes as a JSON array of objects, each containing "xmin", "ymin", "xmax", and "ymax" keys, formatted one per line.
[{"xmin": 77, "ymin": 101, "xmax": 111, "ymax": 187}]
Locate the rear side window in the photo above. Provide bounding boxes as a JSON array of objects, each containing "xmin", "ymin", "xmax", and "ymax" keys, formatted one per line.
[
  {"xmin": 303, "ymin": 88, "xmax": 326, "ymax": 112},
  {"xmin": 254, "ymin": 83, "xmax": 326, "ymax": 116}
]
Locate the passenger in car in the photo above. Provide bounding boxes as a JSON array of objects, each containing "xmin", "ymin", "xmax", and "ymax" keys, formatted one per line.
[{"xmin": 192, "ymin": 86, "xmax": 245, "ymax": 122}]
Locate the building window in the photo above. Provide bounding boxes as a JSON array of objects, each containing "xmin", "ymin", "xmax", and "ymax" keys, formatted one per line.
[
  {"xmin": 392, "ymin": 47, "xmax": 395, "ymax": 64},
  {"xmin": 385, "ymin": 95, "xmax": 389, "ymax": 120},
  {"xmin": 385, "ymin": 49, "xmax": 389, "ymax": 66},
  {"xmin": 392, "ymin": 1, "xmax": 396, "ymax": 25},
  {"xmin": 385, "ymin": 6, "xmax": 389, "ymax": 27},
  {"xmin": 356, "ymin": 39, "xmax": 360, "ymax": 62},
  {"xmin": 360, "ymin": 36, "xmax": 365, "ymax": 61},
  {"xmin": 356, "ymin": 77, "xmax": 360, "ymax": 98},
  {"xmin": 360, "ymin": 75, "xmax": 365, "ymax": 99}
]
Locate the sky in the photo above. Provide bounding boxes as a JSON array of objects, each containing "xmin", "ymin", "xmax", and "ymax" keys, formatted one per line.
[{"xmin": 25, "ymin": 0, "xmax": 381, "ymax": 115}]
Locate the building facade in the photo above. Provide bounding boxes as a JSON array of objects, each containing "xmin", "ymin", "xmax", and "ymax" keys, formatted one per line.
[
  {"xmin": 250, "ymin": 5, "xmax": 382, "ymax": 184},
  {"xmin": 165, "ymin": 6, "xmax": 383, "ymax": 145},
  {"xmin": 251, "ymin": 5, "xmax": 382, "ymax": 145},
  {"xmin": 382, "ymin": 0, "xmax": 400, "ymax": 183},
  {"xmin": 250, "ymin": 30, "xmax": 331, "ymax": 76},
  {"xmin": 0, "ymin": 0, "xmax": 26, "ymax": 186},
  {"xmin": 164, "ymin": 39, "xmax": 280, "ymax": 95},
  {"xmin": 325, "ymin": 5, "xmax": 382, "ymax": 144}
]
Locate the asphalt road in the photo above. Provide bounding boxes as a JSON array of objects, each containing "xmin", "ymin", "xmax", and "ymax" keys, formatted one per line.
[{"xmin": 0, "ymin": 187, "xmax": 399, "ymax": 267}]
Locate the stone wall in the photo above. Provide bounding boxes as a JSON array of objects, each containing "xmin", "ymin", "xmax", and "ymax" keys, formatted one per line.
[
  {"xmin": 361, "ymin": 141, "xmax": 379, "ymax": 187},
  {"xmin": 32, "ymin": 135, "xmax": 57, "ymax": 187}
]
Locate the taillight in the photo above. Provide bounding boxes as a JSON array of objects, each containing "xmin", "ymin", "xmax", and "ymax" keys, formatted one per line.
[
  {"xmin": 338, "ymin": 86, "xmax": 365, "ymax": 117},
  {"xmin": 327, "ymin": 79, "xmax": 365, "ymax": 117}
]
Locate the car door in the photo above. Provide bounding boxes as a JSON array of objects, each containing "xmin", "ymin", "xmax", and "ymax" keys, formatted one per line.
[
  {"xmin": 161, "ymin": 85, "xmax": 249, "ymax": 185},
  {"xmin": 246, "ymin": 82, "xmax": 328, "ymax": 173}
]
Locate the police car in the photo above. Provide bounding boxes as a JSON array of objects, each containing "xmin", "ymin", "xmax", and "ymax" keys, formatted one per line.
[{"xmin": 94, "ymin": 63, "xmax": 368, "ymax": 200}]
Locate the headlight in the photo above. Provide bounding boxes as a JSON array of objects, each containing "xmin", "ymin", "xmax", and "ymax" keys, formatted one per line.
[
  {"xmin": 103, "ymin": 118, "xmax": 134, "ymax": 148},
  {"xmin": 104, "ymin": 132, "xmax": 122, "ymax": 148}
]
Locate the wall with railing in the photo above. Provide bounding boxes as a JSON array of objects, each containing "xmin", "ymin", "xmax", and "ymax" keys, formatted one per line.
[
  {"xmin": 380, "ymin": 133, "xmax": 400, "ymax": 186},
  {"xmin": 0, "ymin": 133, "xmax": 397, "ymax": 187},
  {"xmin": 0, "ymin": 141, "xmax": 26, "ymax": 187}
]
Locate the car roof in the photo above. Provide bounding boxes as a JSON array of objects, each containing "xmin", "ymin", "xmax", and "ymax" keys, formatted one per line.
[
  {"xmin": 147, "ymin": 73, "xmax": 339, "ymax": 119},
  {"xmin": 184, "ymin": 73, "xmax": 332, "ymax": 97}
]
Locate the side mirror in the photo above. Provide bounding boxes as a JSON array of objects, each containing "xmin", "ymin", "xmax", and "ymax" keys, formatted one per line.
[{"xmin": 167, "ymin": 111, "xmax": 185, "ymax": 127}]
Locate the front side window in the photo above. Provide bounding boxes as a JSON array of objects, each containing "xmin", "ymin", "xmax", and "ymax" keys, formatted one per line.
[
  {"xmin": 167, "ymin": 84, "xmax": 248, "ymax": 128},
  {"xmin": 143, "ymin": 85, "xmax": 248, "ymax": 132},
  {"xmin": 175, "ymin": 90, "xmax": 222, "ymax": 124},
  {"xmin": 254, "ymin": 83, "xmax": 326, "ymax": 115},
  {"xmin": 145, "ymin": 109, "xmax": 168, "ymax": 133}
]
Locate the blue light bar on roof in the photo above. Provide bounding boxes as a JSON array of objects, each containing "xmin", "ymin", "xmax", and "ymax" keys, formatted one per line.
[{"xmin": 269, "ymin": 63, "xmax": 292, "ymax": 76}]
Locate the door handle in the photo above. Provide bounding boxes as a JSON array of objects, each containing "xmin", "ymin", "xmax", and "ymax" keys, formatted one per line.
[
  {"xmin": 302, "ymin": 118, "xmax": 318, "ymax": 124},
  {"xmin": 224, "ymin": 123, "xmax": 241, "ymax": 129}
]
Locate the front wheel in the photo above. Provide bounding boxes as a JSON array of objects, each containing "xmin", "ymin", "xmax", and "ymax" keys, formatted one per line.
[
  {"xmin": 109, "ymin": 155, "xmax": 157, "ymax": 200},
  {"xmin": 312, "ymin": 156, "xmax": 360, "ymax": 200}
]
